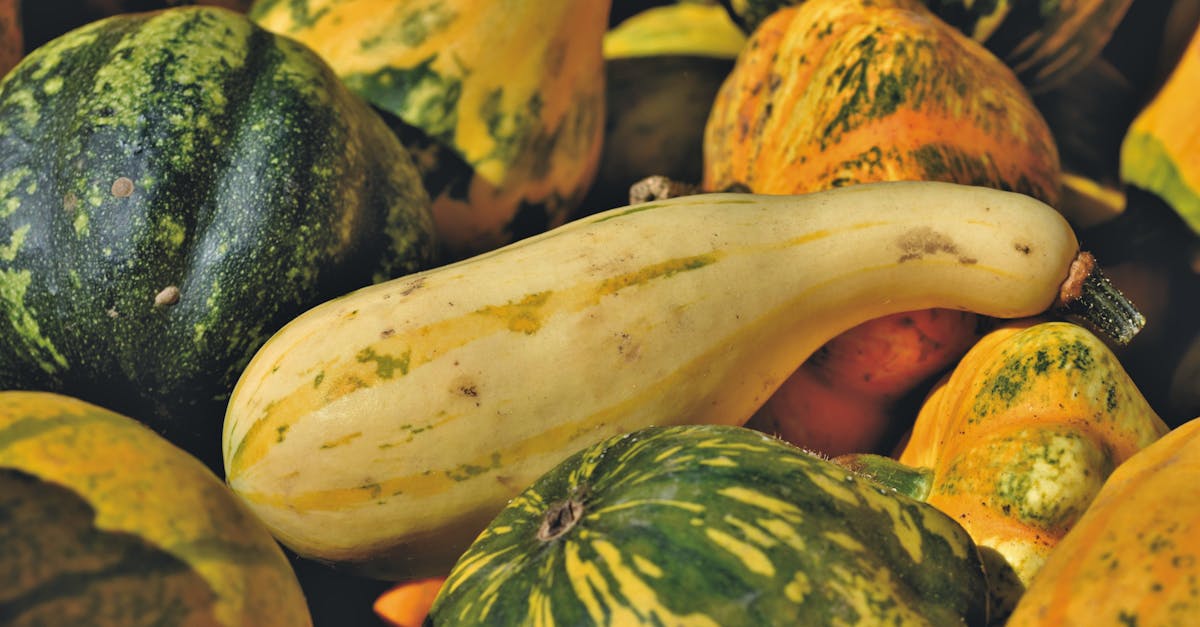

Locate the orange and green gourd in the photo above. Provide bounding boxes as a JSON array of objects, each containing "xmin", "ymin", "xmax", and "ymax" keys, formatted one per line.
[
  {"xmin": 249, "ymin": 0, "xmax": 610, "ymax": 259},
  {"xmin": 1006, "ymin": 415, "xmax": 1200, "ymax": 626},
  {"xmin": 0, "ymin": 391, "xmax": 311, "ymax": 626},
  {"xmin": 1120, "ymin": 16, "xmax": 1200, "ymax": 236},
  {"xmin": 843, "ymin": 319, "xmax": 1170, "ymax": 623},
  {"xmin": 706, "ymin": 0, "xmax": 1061, "ymax": 457}
]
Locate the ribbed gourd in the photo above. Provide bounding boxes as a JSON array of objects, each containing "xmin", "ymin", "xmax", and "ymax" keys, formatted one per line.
[
  {"xmin": 0, "ymin": 391, "xmax": 311, "ymax": 626},
  {"xmin": 0, "ymin": 7, "xmax": 436, "ymax": 468},
  {"xmin": 428, "ymin": 424, "xmax": 990, "ymax": 626},
  {"xmin": 248, "ymin": 0, "xmax": 610, "ymax": 259}
]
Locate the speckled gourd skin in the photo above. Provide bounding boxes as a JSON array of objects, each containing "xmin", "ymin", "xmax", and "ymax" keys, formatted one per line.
[
  {"xmin": 0, "ymin": 390, "xmax": 311, "ymax": 627},
  {"xmin": 895, "ymin": 319, "xmax": 1170, "ymax": 622},
  {"xmin": 0, "ymin": 7, "xmax": 436, "ymax": 465},
  {"xmin": 430, "ymin": 424, "xmax": 989, "ymax": 626}
]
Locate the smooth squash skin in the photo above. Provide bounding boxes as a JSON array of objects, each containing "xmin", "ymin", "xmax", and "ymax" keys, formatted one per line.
[
  {"xmin": 893, "ymin": 320, "xmax": 1170, "ymax": 622},
  {"xmin": 428, "ymin": 425, "xmax": 989, "ymax": 627},
  {"xmin": 0, "ymin": 7, "xmax": 435, "ymax": 468},
  {"xmin": 249, "ymin": 0, "xmax": 609, "ymax": 260},
  {"xmin": 0, "ymin": 391, "xmax": 311, "ymax": 627},
  {"xmin": 0, "ymin": 0, "xmax": 19, "ymax": 78},
  {"xmin": 1120, "ymin": 17, "xmax": 1200, "ymax": 236},
  {"xmin": 1006, "ymin": 415, "xmax": 1200, "ymax": 626},
  {"xmin": 222, "ymin": 181, "xmax": 1094, "ymax": 580}
]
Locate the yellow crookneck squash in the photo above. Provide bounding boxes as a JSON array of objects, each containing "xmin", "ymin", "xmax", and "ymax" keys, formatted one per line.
[
  {"xmin": 708, "ymin": 0, "xmax": 1062, "ymax": 457},
  {"xmin": 844, "ymin": 319, "xmax": 1169, "ymax": 623},
  {"xmin": 249, "ymin": 0, "xmax": 609, "ymax": 260},
  {"xmin": 1007, "ymin": 415, "xmax": 1200, "ymax": 626}
]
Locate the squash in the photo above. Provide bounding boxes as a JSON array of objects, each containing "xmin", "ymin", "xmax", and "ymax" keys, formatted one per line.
[
  {"xmin": 1120, "ymin": 17, "xmax": 1200, "ymax": 236},
  {"xmin": 374, "ymin": 577, "xmax": 445, "ymax": 627},
  {"xmin": 581, "ymin": 2, "xmax": 744, "ymax": 214},
  {"xmin": 843, "ymin": 319, "xmax": 1170, "ymax": 623},
  {"xmin": 428, "ymin": 424, "xmax": 989, "ymax": 626},
  {"xmin": 222, "ymin": 180, "xmax": 1141, "ymax": 580},
  {"xmin": 0, "ymin": 391, "xmax": 310, "ymax": 626},
  {"xmin": 705, "ymin": 0, "xmax": 1060, "ymax": 457},
  {"xmin": 1006, "ymin": 415, "xmax": 1200, "ymax": 626},
  {"xmin": 720, "ymin": 0, "xmax": 1134, "ymax": 92},
  {"xmin": 0, "ymin": 7, "xmax": 436, "ymax": 470},
  {"xmin": 249, "ymin": 0, "xmax": 609, "ymax": 260},
  {"xmin": 0, "ymin": 0, "xmax": 19, "ymax": 78}
]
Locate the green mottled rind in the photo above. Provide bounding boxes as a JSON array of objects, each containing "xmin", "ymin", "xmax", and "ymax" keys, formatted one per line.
[
  {"xmin": 0, "ymin": 391, "xmax": 310, "ymax": 626},
  {"xmin": 429, "ymin": 425, "xmax": 988, "ymax": 627},
  {"xmin": 0, "ymin": 7, "xmax": 436, "ymax": 465}
]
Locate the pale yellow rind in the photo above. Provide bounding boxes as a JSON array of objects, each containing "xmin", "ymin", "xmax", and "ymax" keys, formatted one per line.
[{"xmin": 223, "ymin": 180, "xmax": 1079, "ymax": 578}]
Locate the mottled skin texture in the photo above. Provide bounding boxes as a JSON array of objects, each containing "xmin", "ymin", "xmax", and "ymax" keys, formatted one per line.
[
  {"xmin": 430, "ymin": 425, "xmax": 988, "ymax": 627},
  {"xmin": 0, "ymin": 391, "xmax": 311, "ymax": 626},
  {"xmin": 0, "ymin": 7, "xmax": 435, "ymax": 469}
]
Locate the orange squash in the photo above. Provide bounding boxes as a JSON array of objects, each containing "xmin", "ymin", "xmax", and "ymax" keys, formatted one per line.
[
  {"xmin": 374, "ymin": 577, "xmax": 445, "ymax": 627},
  {"xmin": 892, "ymin": 319, "xmax": 1169, "ymax": 621},
  {"xmin": 1006, "ymin": 415, "xmax": 1200, "ymax": 626},
  {"xmin": 709, "ymin": 0, "xmax": 1062, "ymax": 456},
  {"xmin": 0, "ymin": 0, "xmax": 20, "ymax": 78}
]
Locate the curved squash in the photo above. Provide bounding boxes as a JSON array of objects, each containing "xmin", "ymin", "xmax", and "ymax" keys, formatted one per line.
[
  {"xmin": 223, "ymin": 181, "xmax": 1140, "ymax": 580},
  {"xmin": 249, "ymin": 0, "xmax": 609, "ymax": 259},
  {"xmin": 429, "ymin": 424, "xmax": 989, "ymax": 626},
  {"xmin": 0, "ymin": 391, "xmax": 310, "ymax": 626},
  {"xmin": 0, "ymin": 7, "xmax": 435, "ymax": 469},
  {"xmin": 1007, "ymin": 415, "xmax": 1200, "ymax": 626},
  {"xmin": 892, "ymin": 320, "xmax": 1169, "ymax": 621},
  {"xmin": 1120, "ymin": 17, "xmax": 1200, "ymax": 236}
]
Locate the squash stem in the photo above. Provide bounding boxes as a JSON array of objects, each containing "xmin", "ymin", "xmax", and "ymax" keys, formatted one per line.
[
  {"xmin": 1053, "ymin": 251, "xmax": 1145, "ymax": 346},
  {"xmin": 832, "ymin": 454, "xmax": 933, "ymax": 502}
]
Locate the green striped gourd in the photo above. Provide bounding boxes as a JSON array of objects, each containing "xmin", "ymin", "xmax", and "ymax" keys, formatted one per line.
[
  {"xmin": 0, "ymin": 391, "xmax": 311, "ymax": 626},
  {"xmin": 429, "ymin": 424, "xmax": 989, "ymax": 626},
  {"xmin": 0, "ymin": 7, "xmax": 435, "ymax": 468},
  {"xmin": 249, "ymin": 0, "xmax": 609, "ymax": 260},
  {"xmin": 222, "ymin": 181, "xmax": 1142, "ymax": 580}
]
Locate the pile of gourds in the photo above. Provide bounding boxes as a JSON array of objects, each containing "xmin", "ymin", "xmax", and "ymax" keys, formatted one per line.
[{"xmin": 0, "ymin": 1, "xmax": 1197, "ymax": 626}]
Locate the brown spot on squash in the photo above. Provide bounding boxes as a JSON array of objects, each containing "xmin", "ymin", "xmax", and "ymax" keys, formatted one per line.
[
  {"xmin": 153, "ymin": 285, "xmax": 180, "ymax": 307},
  {"xmin": 896, "ymin": 226, "xmax": 976, "ymax": 264},
  {"xmin": 111, "ymin": 177, "xmax": 134, "ymax": 198}
]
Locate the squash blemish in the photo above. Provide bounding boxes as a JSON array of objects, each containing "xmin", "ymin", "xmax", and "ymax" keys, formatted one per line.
[
  {"xmin": 153, "ymin": 285, "xmax": 180, "ymax": 307},
  {"xmin": 110, "ymin": 177, "xmax": 134, "ymax": 198}
]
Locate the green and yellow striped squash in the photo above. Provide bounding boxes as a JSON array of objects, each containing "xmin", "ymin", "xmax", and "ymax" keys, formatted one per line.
[
  {"xmin": 703, "ymin": 0, "xmax": 1060, "ymax": 202},
  {"xmin": 249, "ymin": 0, "xmax": 609, "ymax": 260},
  {"xmin": 1120, "ymin": 17, "xmax": 1200, "ymax": 236},
  {"xmin": 1007, "ymin": 415, "xmax": 1200, "ymax": 626},
  {"xmin": 0, "ymin": 7, "xmax": 435, "ymax": 469},
  {"xmin": 0, "ymin": 391, "xmax": 311, "ymax": 626},
  {"xmin": 220, "ymin": 180, "xmax": 1142, "ymax": 581},
  {"xmin": 429, "ymin": 424, "xmax": 989, "ymax": 626},
  {"xmin": 848, "ymin": 319, "xmax": 1169, "ymax": 623},
  {"xmin": 719, "ymin": 0, "xmax": 1133, "ymax": 93}
]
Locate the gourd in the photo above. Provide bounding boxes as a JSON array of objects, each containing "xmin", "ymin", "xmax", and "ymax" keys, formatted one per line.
[
  {"xmin": 428, "ymin": 424, "xmax": 989, "ymax": 626},
  {"xmin": 0, "ymin": 7, "xmax": 436, "ymax": 469},
  {"xmin": 0, "ymin": 391, "xmax": 311, "ymax": 626},
  {"xmin": 222, "ymin": 180, "xmax": 1141, "ymax": 580},
  {"xmin": 1120, "ymin": 17, "xmax": 1200, "ymax": 236},
  {"xmin": 719, "ymin": 0, "xmax": 1134, "ymax": 92},
  {"xmin": 1006, "ymin": 415, "xmax": 1200, "ymax": 626},
  {"xmin": 0, "ymin": 0, "xmax": 19, "ymax": 78},
  {"xmin": 248, "ymin": 0, "xmax": 609, "ymax": 259},
  {"xmin": 840, "ymin": 319, "xmax": 1170, "ymax": 622},
  {"xmin": 705, "ymin": 0, "xmax": 1060, "ymax": 456},
  {"xmin": 581, "ymin": 2, "xmax": 744, "ymax": 214}
]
